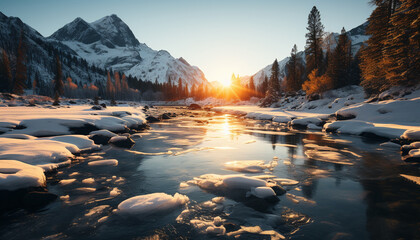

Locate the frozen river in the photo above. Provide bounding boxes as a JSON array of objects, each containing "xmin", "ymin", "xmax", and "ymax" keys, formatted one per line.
[{"xmin": 1, "ymin": 107, "xmax": 419, "ymax": 239}]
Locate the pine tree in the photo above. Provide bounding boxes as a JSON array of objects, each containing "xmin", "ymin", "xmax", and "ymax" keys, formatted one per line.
[
  {"xmin": 53, "ymin": 55, "xmax": 64, "ymax": 103},
  {"xmin": 261, "ymin": 75, "xmax": 269, "ymax": 96},
  {"xmin": 248, "ymin": 76, "xmax": 256, "ymax": 98},
  {"xmin": 360, "ymin": 0, "xmax": 399, "ymax": 94},
  {"xmin": 0, "ymin": 50, "xmax": 12, "ymax": 92},
  {"xmin": 32, "ymin": 71, "xmax": 39, "ymax": 94},
  {"xmin": 178, "ymin": 78, "xmax": 183, "ymax": 99},
  {"xmin": 383, "ymin": 0, "xmax": 420, "ymax": 87},
  {"xmin": 269, "ymin": 59, "xmax": 281, "ymax": 95},
  {"xmin": 327, "ymin": 27, "xmax": 352, "ymax": 88},
  {"xmin": 14, "ymin": 31, "xmax": 27, "ymax": 95},
  {"xmin": 305, "ymin": 6, "xmax": 324, "ymax": 78},
  {"xmin": 260, "ymin": 59, "xmax": 281, "ymax": 106},
  {"xmin": 285, "ymin": 44, "xmax": 304, "ymax": 92}
]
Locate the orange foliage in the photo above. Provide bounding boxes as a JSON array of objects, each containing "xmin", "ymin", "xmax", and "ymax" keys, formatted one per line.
[{"xmin": 302, "ymin": 69, "xmax": 333, "ymax": 95}]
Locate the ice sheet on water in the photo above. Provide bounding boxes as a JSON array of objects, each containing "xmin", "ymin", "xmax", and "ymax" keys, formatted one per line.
[
  {"xmin": 126, "ymin": 149, "xmax": 173, "ymax": 156},
  {"xmin": 190, "ymin": 217, "xmax": 226, "ymax": 235},
  {"xmin": 82, "ymin": 178, "xmax": 95, "ymax": 184},
  {"xmin": 227, "ymin": 225, "xmax": 285, "ymax": 240},
  {"xmin": 60, "ymin": 179, "xmax": 76, "ymax": 185},
  {"xmin": 87, "ymin": 159, "xmax": 118, "ymax": 166},
  {"xmin": 224, "ymin": 160, "xmax": 270, "ymax": 173},
  {"xmin": 304, "ymin": 150, "xmax": 354, "ymax": 165},
  {"xmin": 117, "ymin": 192, "xmax": 189, "ymax": 215},
  {"xmin": 273, "ymin": 178, "xmax": 299, "ymax": 186},
  {"xmin": 400, "ymin": 174, "xmax": 420, "ymax": 185}
]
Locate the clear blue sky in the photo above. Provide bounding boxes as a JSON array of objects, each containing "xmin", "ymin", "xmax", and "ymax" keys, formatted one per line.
[{"xmin": 0, "ymin": 0, "xmax": 373, "ymax": 83}]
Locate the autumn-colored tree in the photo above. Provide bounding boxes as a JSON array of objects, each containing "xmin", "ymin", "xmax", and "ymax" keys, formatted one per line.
[
  {"xmin": 383, "ymin": 0, "xmax": 420, "ymax": 87},
  {"xmin": 14, "ymin": 31, "xmax": 27, "ymax": 95},
  {"xmin": 106, "ymin": 71, "xmax": 115, "ymax": 99},
  {"xmin": 302, "ymin": 69, "xmax": 333, "ymax": 96},
  {"xmin": 121, "ymin": 74, "xmax": 129, "ymax": 91},
  {"xmin": 305, "ymin": 6, "xmax": 324, "ymax": 78},
  {"xmin": 114, "ymin": 71, "xmax": 121, "ymax": 99},
  {"xmin": 360, "ymin": 0, "xmax": 399, "ymax": 94}
]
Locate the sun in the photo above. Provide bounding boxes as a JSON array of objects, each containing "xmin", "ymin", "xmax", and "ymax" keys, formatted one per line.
[{"xmin": 218, "ymin": 79, "xmax": 231, "ymax": 87}]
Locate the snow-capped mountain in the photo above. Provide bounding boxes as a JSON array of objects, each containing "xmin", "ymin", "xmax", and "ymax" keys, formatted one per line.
[
  {"xmin": 0, "ymin": 11, "xmax": 107, "ymax": 88},
  {"xmin": 240, "ymin": 22, "xmax": 369, "ymax": 87},
  {"xmin": 48, "ymin": 15, "xmax": 207, "ymax": 86}
]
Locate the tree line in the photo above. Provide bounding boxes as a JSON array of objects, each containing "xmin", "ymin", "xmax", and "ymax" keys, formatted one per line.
[{"xmin": 261, "ymin": 0, "xmax": 419, "ymax": 106}]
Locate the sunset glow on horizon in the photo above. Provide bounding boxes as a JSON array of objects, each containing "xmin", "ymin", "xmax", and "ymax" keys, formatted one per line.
[{"xmin": 0, "ymin": 0, "xmax": 374, "ymax": 83}]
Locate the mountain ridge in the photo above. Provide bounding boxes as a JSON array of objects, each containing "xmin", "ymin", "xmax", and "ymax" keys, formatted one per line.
[{"xmin": 48, "ymin": 14, "xmax": 207, "ymax": 86}]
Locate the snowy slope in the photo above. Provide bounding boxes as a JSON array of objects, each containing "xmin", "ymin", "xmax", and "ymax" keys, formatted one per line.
[
  {"xmin": 240, "ymin": 22, "xmax": 368, "ymax": 87},
  {"xmin": 49, "ymin": 15, "xmax": 207, "ymax": 86},
  {"xmin": 0, "ymin": 12, "xmax": 114, "ymax": 86}
]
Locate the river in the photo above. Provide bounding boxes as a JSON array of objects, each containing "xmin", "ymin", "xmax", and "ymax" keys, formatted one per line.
[{"xmin": 1, "ymin": 107, "xmax": 419, "ymax": 240}]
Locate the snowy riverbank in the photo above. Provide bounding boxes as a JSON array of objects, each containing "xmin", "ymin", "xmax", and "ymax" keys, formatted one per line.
[{"xmin": 213, "ymin": 85, "xmax": 420, "ymax": 141}]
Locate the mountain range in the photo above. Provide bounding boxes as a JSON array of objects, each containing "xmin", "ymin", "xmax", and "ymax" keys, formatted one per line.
[
  {"xmin": 0, "ymin": 12, "xmax": 207, "ymax": 87},
  {"xmin": 0, "ymin": 11, "xmax": 369, "ymax": 91}
]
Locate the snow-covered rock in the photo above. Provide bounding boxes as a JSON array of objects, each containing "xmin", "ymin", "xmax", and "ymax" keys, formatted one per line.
[
  {"xmin": 109, "ymin": 135, "xmax": 135, "ymax": 148},
  {"xmin": 44, "ymin": 135, "xmax": 100, "ymax": 152},
  {"xmin": 117, "ymin": 192, "xmax": 189, "ymax": 215},
  {"xmin": 190, "ymin": 174, "xmax": 269, "ymax": 195},
  {"xmin": 401, "ymin": 130, "xmax": 420, "ymax": 141},
  {"xmin": 290, "ymin": 117, "xmax": 324, "ymax": 128},
  {"xmin": 0, "ymin": 138, "xmax": 75, "ymax": 171},
  {"xmin": 0, "ymin": 160, "xmax": 46, "ymax": 191},
  {"xmin": 249, "ymin": 187, "xmax": 276, "ymax": 199}
]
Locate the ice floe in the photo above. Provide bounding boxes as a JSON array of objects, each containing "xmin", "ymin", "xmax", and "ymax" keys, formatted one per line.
[
  {"xmin": 224, "ymin": 160, "xmax": 271, "ymax": 173},
  {"xmin": 87, "ymin": 159, "xmax": 118, "ymax": 166},
  {"xmin": 117, "ymin": 192, "xmax": 189, "ymax": 215}
]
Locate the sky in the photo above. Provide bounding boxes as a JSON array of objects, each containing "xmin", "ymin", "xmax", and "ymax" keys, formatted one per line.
[{"xmin": 0, "ymin": 0, "xmax": 373, "ymax": 84}]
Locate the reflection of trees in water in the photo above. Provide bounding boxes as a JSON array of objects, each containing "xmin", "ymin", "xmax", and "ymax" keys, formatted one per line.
[
  {"xmin": 357, "ymin": 151, "xmax": 420, "ymax": 239},
  {"xmin": 271, "ymin": 135, "xmax": 278, "ymax": 150},
  {"xmin": 301, "ymin": 178, "xmax": 318, "ymax": 199},
  {"xmin": 285, "ymin": 134, "xmax": 301, "ymax": 162},
  {"xmin": 361, "ymin": 177, "xmax": 420, "ymax": 240}
]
